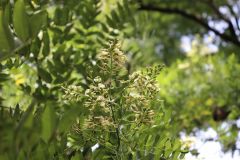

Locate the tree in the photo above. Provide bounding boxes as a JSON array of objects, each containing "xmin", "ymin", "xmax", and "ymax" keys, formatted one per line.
[
  {"xmin": 137, "ymin": 0, "xmax": 240, "ymax": 48},
  {"xmin": 0, "ymin": 0, "xmax": 239, "ymax": 159},
  {"xmin": 158, "ymin": 50, "xmax": 240, "ymax": 153}
]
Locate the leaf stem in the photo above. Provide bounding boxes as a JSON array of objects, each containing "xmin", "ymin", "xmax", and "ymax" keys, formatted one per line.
[{"xmin": 108, "ymin": 43, "xmax": 121, "ymax": 154}]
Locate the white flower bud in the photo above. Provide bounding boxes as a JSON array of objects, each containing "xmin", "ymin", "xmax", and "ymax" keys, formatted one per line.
[
  {"xmin": 94, "ymin": 76, "xmax": 102, "ymax": 83},
  {"xmin": 98, "ymin": 83, "xmax": 105, "ymax": 89}
]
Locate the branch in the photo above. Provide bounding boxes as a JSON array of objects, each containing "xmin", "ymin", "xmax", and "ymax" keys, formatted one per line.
[
  {"xmin": 201, "ymin": 0, "xmax": 239, "ymax": 42},
  {"xmin": 138, "ymin": 3, "xmax": 240, "ymax": 47},
  {"xmin": 226, "ymin": 3, "xmax": 240, "ymax": 31},
  {"xmin": 109, "ymin": 45, "xmax": 121, "ymax": 151}
]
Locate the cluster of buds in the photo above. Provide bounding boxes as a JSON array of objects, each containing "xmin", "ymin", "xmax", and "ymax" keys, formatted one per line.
[
  {"xmin": 84, "ymin": 76, "xmax": 110, "ymax": 112},
  {"xmin": 134, "ymin": 109, "xmax": 155, "ymax": 125},
  {"xmin": 62, "ymin": 85, "xmax": 83, "ymax": 102},
  {"xmin": 97, "ymin": 40, "xmax": 127, "ymax": 74},
  {"xmin": 124, "ymin": 70, "xmax": 161, "ymax": 125},
  {"xmin": 84, "ymin": 116, "xmax": 115, "ymax": 130},
  {"xmin": 129, "ymin": 71, "xmax": 160, "ymax": 99},
  {"xmin": 83, "ymin": 76, "xmax": 115, "ymax": 130},
  {"xmin": 146, "ymin": 65, "xmax": 164, "ymax": 79}
]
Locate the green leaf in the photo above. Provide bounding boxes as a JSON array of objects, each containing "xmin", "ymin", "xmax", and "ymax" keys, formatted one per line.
[
  {"xmin": 21, "ymin": 104, "xmax": 35, "ymax": 128},
  {"xmin": 41, "ymin": 106, "xmax": 56, "ymax": 143},
  {"xmin": 172, "ymin": 151, "xmax": 181, "ymax": 160},
  {"xmin": 0, "ymin": 5, "xmax": 14, "ymax": 59},
  {"xmin": 173, "ymin": 139, "xmax": 181, "ymax": 151},
  {"xmin": 54, "ymin": 7, "xmax": 70, "ymax": 26},
  {"xmin": 106, "ymin": 16, "xmax": 116, "ymax": 28},
  {"xmin": 0, "ymin": 10, "xmax": 10, "ymax": 52},
  {"xmin": 29, "ymin": 11, "xmax": 48, "ymax": 38},
  {"xmin": 14, "ymin": 104, "xmax": 21, "ymax": 120},
  {"xmin": 164, "ymin": 109, "xmax": 172, "ymax": 124},
  {"xmin": 111, "ymin": 10, "xmax": 120, "ymax": 23},
  {"xmin": 157, "ymin": 137, "xmax": 168, "ymax": 150},
  {"xmin": 145, "ymin": 135, "xmax": 153, "ymax": 148},
  {"xmin": 38, "ymin": 67, "xmax": 52, "ymax": 83},
  {"xmin": 165, "ymin": 140, "xmax": 172, "ymax": 157},
  {"xmin": 59, "ymin": 106, "xmax": 80, "ymax": 132},
  {"xmin": 13, "ymin": 0, "xmax": 30, "ymax": 42},
  {"xmin": 0, "ymin": 73, "xmax": 9, "ymax": 82},
  {"xmin": 42, "ymin": 31, "xmax": 50, "ymax": 56}
]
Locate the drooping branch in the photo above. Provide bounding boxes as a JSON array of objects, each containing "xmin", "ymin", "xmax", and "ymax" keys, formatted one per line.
[{"xmin": 138, "ymin": 3, "xmax": 240, "ymax": 47}]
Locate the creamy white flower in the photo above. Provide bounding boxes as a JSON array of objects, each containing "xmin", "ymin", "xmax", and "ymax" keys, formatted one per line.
[
  {"xmin": 94, "ymin": 76, "xmax": 102, "ymax": 83},
  {"xmin": 98, "ymin": 83, "xmax": 105, "ymax": 89}
]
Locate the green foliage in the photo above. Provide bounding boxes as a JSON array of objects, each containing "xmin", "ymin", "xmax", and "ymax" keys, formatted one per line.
[
  {"xmin": 13, "ymin": 0, "xmax": 30, "ymax": 41},
  {"xmin": 0, "ymin": 40, "xmax": 185, "ymax": 159},
  {"xmin": 158, "ymin": 53, "xmax": 240, "ymax": 151},
  {"xmin": 0, "ymin": 5, "xmax": 14, "ymax": 56},
  {"xmin": 0, "ymin": 0, "xmax": 185, "ymax": 156},
  {"xmin": 61, "ymin": 40, "xmax": 177, "ymax": 159},
  {"xmin": 0, "ymin": 0, "xmax": 48, "ymax": 61},
  {"xmin": 1, "ymin": 0, "xmax": 239, "ymax": 159}
]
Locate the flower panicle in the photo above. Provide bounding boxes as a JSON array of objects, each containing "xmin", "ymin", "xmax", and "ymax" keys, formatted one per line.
[
  {"xmin": 97, "ymin": 40, "xmax": 127, "ymax": 73},
  {"xmin": 62, "ymin": 85, "xmax": 83, "ymax": 102},
  {"xmin": 63, "ymin": 40, "xmax": 164, "ymax": 132}
]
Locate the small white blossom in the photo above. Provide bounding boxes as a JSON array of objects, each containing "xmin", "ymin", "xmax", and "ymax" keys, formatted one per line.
[{"xmin": 98, "ymin": 83, "xmax": 105, "ymax": 89}]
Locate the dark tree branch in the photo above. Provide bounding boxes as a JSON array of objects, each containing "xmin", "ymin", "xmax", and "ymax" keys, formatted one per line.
[
  {"xmin": 226, "ymin": 3, "xmax": 240, "ymax": 31},
  {"xmin": 201, "ymin": 0, "xmax": 239, "ymax": 42},
  {"xmin": 138, "ymin": 3, "xmax": 240, "ymax": 47}
]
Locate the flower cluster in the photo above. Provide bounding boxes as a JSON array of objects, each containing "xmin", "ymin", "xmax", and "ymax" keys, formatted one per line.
[
  {"xmin": 84, "ymin": 116, "xmax": 115, "ymax": 130},
  {"xmin": 124, "ymin": 67, "xmax": 162, "ymax": 125},
  {"xmin": 62, "ymin": 85, "xmax": 83, "ymax": 102},
  {"xmin": 84, "ymin": 76, "xmax": 110, "ymax": 112},
  {"xmin": 129, "ymin": 71, "xmax": 160, "ymax": 99},
  {"xmin": 62, "ymin": 40, "xmax": 163, "ymax": 131},
  {"xmin": 83, "ymin": 76, "xmax": 115, "ymax": 130},
  {"xmin": 97, "ymin": 39, "xmax": 127, "ymax": 74}
]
